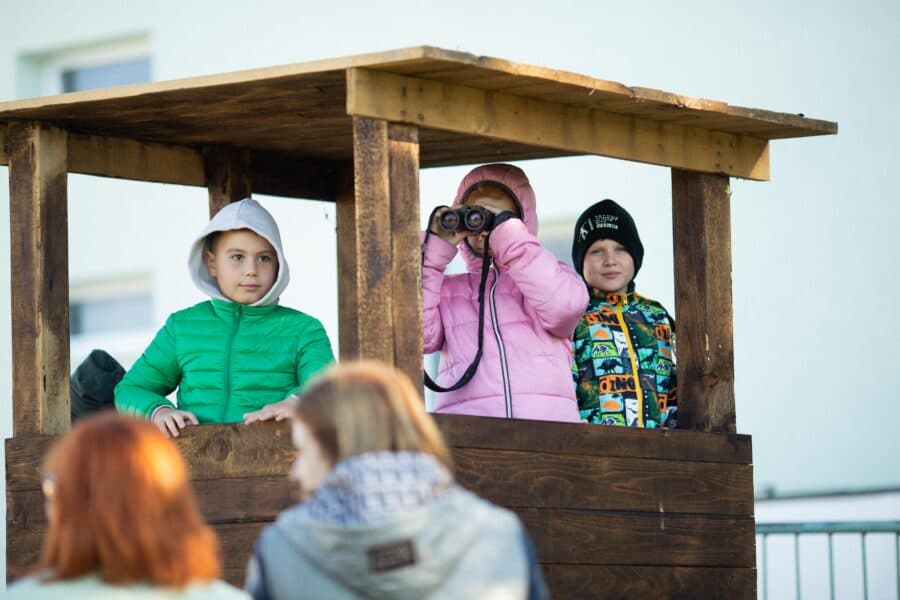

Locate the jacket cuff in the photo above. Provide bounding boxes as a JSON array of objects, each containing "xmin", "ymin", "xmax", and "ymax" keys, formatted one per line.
[
  {"xmin": 488, "ymin": 218, "xmax": 531, "ymax": 258},
  {"xmin": 421, "ymin": 230, "xmax": 458, "ymax": 268}
]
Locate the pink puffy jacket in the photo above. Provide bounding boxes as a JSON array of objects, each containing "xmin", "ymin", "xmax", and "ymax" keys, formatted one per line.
[{"xmin": 423, "ymin": 164, "xmax": 588, "ymax": 422}]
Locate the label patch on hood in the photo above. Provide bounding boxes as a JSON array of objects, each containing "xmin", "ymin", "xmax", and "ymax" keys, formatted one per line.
[{"xmin": 367, "ymin": 539, "xmax": 418, "ymax": 573}]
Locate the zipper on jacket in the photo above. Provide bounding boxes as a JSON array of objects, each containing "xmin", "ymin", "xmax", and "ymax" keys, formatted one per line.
[
  {"xmin": 614, "ymin": 302, "xmax": 644, "ymax": 427},
  {"xmin": 488, "ymin": 262, "xmax": 513, "ymax": 418},
  {"xmin": 220, "ymin": 304, "xmax": 242, "ymax": 422}
]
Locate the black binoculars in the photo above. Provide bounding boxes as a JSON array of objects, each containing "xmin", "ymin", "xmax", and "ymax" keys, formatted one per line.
[{"xmin": 438, "ymin": 206, "xmax": 495, "ymax": 234}]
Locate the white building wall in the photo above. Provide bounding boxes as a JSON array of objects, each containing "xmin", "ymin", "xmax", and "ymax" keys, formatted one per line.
[{"xmin": 1, "ymin": 0, "xmax": 899, "ymax": 585}]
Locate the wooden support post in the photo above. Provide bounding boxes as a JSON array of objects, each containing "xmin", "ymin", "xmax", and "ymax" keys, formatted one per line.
[
  {"xmin": 336, "ymin": 117, "xmax": 395, "ymax": 364},
  {"xmin": 203, "ymin": 146, "xmax": 252, "ymax": 216},
  {"xmin": 336, "ymin": 167, "xmax": 359, "ymax": 360},
  {"xmin": 671, "ymin": 169, "xmax": 736, "ymax": 433},
  {"xmin": 7, "ymin": 122, "xmax": 71, "ymax": 435},
  {"xmin": 388, "ymin": 124, "xmax": 422, "ymax": 388}
]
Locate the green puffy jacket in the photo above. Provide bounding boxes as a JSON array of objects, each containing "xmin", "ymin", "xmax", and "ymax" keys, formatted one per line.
[{"xmin": 114, "ymin": 299, "xmax": 334, "ymax": 423}]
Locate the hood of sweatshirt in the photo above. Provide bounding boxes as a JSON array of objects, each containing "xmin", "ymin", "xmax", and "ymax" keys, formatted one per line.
[
  {"xmin": 187, "ymin": 198, "xmax": 289, "ymax": 307},
  {"xmin": 272, "ymin": 452, "xmax": 494, "ymax": 599},
  {"xmin": 451, "ymin": 163, "xmax": 538, "ymax": 271}
]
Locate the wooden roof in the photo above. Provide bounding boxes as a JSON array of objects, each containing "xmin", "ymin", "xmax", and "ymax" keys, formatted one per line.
[{"xmin": 0, "ymin": 46, "xmax": 836, "ymax": 177}]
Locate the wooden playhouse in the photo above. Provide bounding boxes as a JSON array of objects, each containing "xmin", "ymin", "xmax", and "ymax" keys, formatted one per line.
[{"xmin": 0, "ymin": 47, "xmax": 836, "ymax": 598}]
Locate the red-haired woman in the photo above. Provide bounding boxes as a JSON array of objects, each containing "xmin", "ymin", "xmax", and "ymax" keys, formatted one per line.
[{"xmin": 7, "ymin": 412, "xmax": 248, "ymax": 599}]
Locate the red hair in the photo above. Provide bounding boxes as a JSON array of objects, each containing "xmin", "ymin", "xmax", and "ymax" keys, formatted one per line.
[{"xmin": 40, "ymin": 412, "xmax": 220, "ymax": 586}]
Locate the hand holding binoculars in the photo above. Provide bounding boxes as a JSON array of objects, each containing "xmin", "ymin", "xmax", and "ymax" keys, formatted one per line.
[{"xmin": 437, "ymin": 205, "xmax": 495, "ymax": 234}]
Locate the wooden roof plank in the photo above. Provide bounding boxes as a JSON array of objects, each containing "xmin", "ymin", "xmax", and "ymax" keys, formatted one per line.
[
  {"xmin": 0, "ymin": 47, "xmax": 835, "ymax": 173},
  {"xmin": 347, "ymin": 68, "xmax": 770, "ymax": 180}
]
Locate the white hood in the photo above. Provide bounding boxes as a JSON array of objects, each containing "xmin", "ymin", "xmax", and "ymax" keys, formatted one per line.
[{"xmin": 187, "ymin": 198, "xmax": 289, "ymax": 307}]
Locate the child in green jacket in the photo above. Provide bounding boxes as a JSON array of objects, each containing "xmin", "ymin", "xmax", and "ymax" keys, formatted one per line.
[{"xmin": 115, "ymin": 198, "xmax": 334, "ymax": 437}]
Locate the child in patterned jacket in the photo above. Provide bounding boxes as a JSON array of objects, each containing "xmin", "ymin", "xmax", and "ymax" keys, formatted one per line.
[{"xmin": 570, "ymin": 200, "xmax": 677, "ymax": 428}]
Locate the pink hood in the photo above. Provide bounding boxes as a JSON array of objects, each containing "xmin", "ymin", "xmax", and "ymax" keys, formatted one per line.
[
  {"xmin": 422, "ymin": 164, "xmax": 588, "ymax": 422},
  {"xmin": 452, "ymin": 163, "xmax": 538, "ymax": 271}
]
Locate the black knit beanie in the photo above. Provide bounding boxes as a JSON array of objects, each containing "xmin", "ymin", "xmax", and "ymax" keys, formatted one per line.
[{"xmin": 571, "ymin": 199, "xmax": 644, "ymax": 280}]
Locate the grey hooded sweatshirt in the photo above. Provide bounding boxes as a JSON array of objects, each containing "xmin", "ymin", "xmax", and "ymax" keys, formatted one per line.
[{"xmin": 246, "ymin": 452, "xmax": 548, "ymax": 600}]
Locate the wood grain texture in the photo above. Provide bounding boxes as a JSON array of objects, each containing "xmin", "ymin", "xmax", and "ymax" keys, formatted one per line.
[
  {"xmin": 387, "ymin": 123, "xmax": 423, "ymax": 386},
  {"xmin": 204, "ymin": 146, "xmax": 252, "ymax": 215},
  {"xmin": 541, "ymin": 564, "xmax": 756, "ymax": 600},
  {"xmin": 518, "ymin": 508, "xmax": 756, "ymax": 567},
  {"xmin": 433, "ymin": 413, "xmax": 751, "ymax": 463},
  {"xmin": 671, "ymin": 170, "xmax": 736, "ymax": 433},
  {"xmin": 67, "ymin": 132, "xmax": 205, "ymax": 186},
  {"xmin": 453, "ymin": 448, "xmax": 753, "ymax": 515},
  {"xmin": 335, "ymin": 168, "xmax": 359, "ymax": 359},
  {"xmin": 5, "ymin": 418, "xmax": 751, "ymax": 491},
  {"xmin": 348, "ymin": 117, "xmax": 394, "ymax": 362},
  {"xmin": 347, "ymin": 68, "xmax": 770, "ymax": 180},
  {"xmin": 7, "ymin": 122, "xmax": 71, "ymax": 436},
  {"xmin": 5, "ymin": 423, "xmax": 297, "ymax": 491}
]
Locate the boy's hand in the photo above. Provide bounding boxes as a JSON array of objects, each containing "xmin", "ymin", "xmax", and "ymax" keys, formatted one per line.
[
  {"xmin": 243, "ymin": 398, "xmax": 295, "ymax": 424},
  {"xmin": 152, "ymin": 407, "xmax": 199, "ymax": 438}
]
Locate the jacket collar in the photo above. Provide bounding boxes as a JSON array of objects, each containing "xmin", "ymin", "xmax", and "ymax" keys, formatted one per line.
[
  {"xmin": 209, "ymin": 298, "xmax": 278, "ymax": 317},
  {"xmin": 589, "ymin": 283, "xmax": 636, "ymax": 306}
]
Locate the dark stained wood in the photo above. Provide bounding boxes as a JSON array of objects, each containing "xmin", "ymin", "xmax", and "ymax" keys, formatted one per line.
[
  {"xmin": 335, "ymin": 167, "xmax": 359, "ymax": 359},
  {"xmin": 453, "ymin": 448, "xmax": 753, "ymax": 515},
  {"xmin": 174, "ymin": 422, "xmax": 296, "ymax": 480},
  {"xmin": 6, "ymin": 526, "xmax": 42, "ymax": 582},
  {"xmin": 9, "ymin": 476, "xmax": 298, "ymax": 530},
  {"xmin": 541, "ymin": 564, "xmax": 756, "ymax": 600},
  {"xmin": 345, "ymin": 117, "xmax": 394, "ymax": 362},
  {"xmin": 204, "ymin": 146, "xmax": 252, "ymax": 215},
  {"xmin": 518, "ymin": 508, "xmax": 756, "ymax": 567},
  {"xmin": 250, "ymin": 152, "xmax": 342, "ymax": 201},
  {"xmin": 5, "ymin": 418, "xmax": 751, "ymax": 491},
  {"xmin": 7, "ymin": 130, "xmax": 341, "ymax": 200},
  {"xmin": 7, "ymin": 122, "xmax": 70, "ymax": 436},
  {"xmin": 5, "ymin": 434, "xmax": 55, "ymax": 491},
  {"xmin": 388, "ymin": 123, "xmax": 422, "ymax": 386},
  {"xmin": 434, "ymin": 413, "xmax": 751, "ymax": 464},
  {"xmin": 672, "ymin": 170, "xmax": 736, "ymax": 433}
]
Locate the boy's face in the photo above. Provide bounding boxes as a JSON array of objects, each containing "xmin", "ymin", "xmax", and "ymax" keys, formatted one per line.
[
  {"xmin": 464, "ymin": 190, "xmax": 518, "ymax": 256},
  {"xmin": 582, "ymin": 238, "xmax": 635, "ymax": 293},
  {"xmin": 205, "ymin": 229, "xmax": 278, "ymax": 305}
]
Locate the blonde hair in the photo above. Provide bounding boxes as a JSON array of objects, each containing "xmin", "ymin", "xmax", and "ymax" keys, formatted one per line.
[{"xmin": 292, "ymin": 361, "xmax": 453, "ymax": 470}]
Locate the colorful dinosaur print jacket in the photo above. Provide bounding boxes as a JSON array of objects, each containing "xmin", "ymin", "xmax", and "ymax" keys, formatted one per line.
[{"xmin": 572, "ymin": 286, "xmax": 677, "ymax": 428}]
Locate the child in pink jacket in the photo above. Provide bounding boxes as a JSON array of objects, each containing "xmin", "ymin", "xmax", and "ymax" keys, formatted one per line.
[{"xmin": 422, "ymin": 164, "xmax": 588, "ymax": 422}]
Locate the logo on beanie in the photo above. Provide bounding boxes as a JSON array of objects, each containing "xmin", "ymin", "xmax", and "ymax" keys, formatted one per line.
[{"xmin": 579, "ymin": 214, "xmax": 619, "ymax": 241}]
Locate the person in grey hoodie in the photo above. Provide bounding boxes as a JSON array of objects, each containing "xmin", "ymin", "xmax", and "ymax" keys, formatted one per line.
[{"xmin": 245, "ymin": 361, "xmax": 549, "ymax": 600}]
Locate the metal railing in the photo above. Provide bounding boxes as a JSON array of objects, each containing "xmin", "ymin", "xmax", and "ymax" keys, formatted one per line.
[{"xmin": 756, "ymin": 521, "xmax": 900, "ymax": 600}]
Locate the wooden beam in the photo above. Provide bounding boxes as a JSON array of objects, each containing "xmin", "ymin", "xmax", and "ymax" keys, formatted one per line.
[
  {"xmin": 204, "ymin": 146, "xmax": 252, "ymax": 215},
  {"xmin": 67, "ymin": 132, "xmax": 205, "ymax": 186},
  {"xmin": 1, "ymin": 129, "xmax": 339, "ymax": 201},
  {"xmin": 335, "ymin": 168, "xmax": 359, "ymax": 360},
  {"xmin": 0, "ymin": 124, "xmax": 7, "ymax": 164},
  {"xmin": 542, "ymin": 565, "xmax": 756, "ymax": 600},
  {"xmin": 435, "ymin": 414, "xmax": 751, "ymax": 463},
  {"xmin": 672, "ymin": 170, "xmax": 736, "ymax": 433},
  {"xmin": 7, "ymin": 122, "xmax": 71, "ymax": 436},
  {"xmin": 338, "ymin": 117, "xmax": 395, "ymax": 363},
  {"xmin": 388, "ymin": 124, "xmax": 422, "ymax": 387},
  {"xmin": 347, "ymin": 68, "xmax": 770, "ymax": 181}
]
